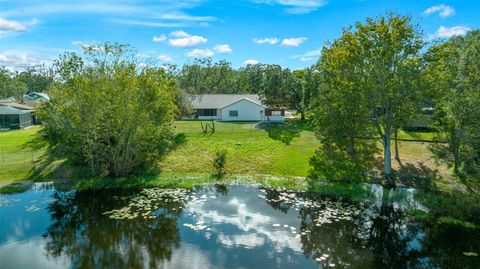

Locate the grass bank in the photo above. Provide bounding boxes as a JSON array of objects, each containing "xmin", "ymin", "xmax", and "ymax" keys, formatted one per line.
[{"xmin": 0, "ymin": 120, "xmax": 454, "ymax": 191}]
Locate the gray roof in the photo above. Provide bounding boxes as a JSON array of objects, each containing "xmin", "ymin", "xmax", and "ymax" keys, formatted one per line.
[
  {"xmin": 0, "ymin": 106, "xmax": 32, "ymax": 115},
  {"xmin": 24, "ymin": 92, "xmax": 50, "ymax": 101},
  {"xmin": 189, "ymin": 94, "xmax": 264, "ymax": 109}
]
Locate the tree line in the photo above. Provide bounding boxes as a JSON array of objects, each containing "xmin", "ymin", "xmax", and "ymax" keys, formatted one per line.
[
  {"xmin": 170, "ymin": 58, "xmax": 319, "ymax": 120},
  {"xmin": 0, "ymin": 65, "xmax": 54, "ymax": 100}
]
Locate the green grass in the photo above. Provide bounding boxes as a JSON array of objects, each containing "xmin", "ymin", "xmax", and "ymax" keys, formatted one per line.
[
  {"xmin": 74, "ymin": 173, "xmax": 310, "ymax": 192},
  {"xmin": 0, "ymin": 126, "xmax": 44, "ymax": 183},
  {"xmin": 163, "ymin": 121, "xmax": 318, "ymax": 177},
  {"xmin": 398, "ymin": 130, "xmax": 436, "ymax": 141},
  {"xmin": 0, "ymin": 181, "xmax": 33, "ymax": 194},
  {"xmin": 0, "ymin": 120, "xmax": 445, "ymax": 190}
]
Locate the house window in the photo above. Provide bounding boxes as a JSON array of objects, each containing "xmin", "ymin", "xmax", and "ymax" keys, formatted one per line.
[
  {"xmin": 229, "ymin": 110, "xmax": 238, "ymax": 117},
  {"xmin": 271, "ymin": 110, "xmax": 282, "ymax": 116},
  {"xmin": 197, "ymin": 109, "xmax": 217, "ymax": 116}
]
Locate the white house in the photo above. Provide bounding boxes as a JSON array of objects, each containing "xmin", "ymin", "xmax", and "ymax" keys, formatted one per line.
[{"xmin": 183, "ymin": 94, "xmax": 285, "ymax": 122}]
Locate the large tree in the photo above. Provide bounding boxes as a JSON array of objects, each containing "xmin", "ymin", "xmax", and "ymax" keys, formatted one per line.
[
  {"xmin": 292, "ymin": 67, "xmax": 321, "ymax": 120},
  {"xmin": 424, "ymin": 30, "xmax": 480, "ymax": 178},
  {"xmin": 357, "ymin": 14, "xmax": 424, "ymax": 179},
  {"xmin": 38, "ymin": 43, "xmax": 179, "ymax": 177},
  {"xmin": 313, "ymin": 13, "xmax": 424, "ymax": 180}
]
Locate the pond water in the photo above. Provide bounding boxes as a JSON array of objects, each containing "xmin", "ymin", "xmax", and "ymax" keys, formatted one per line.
[{"xmin": 0, "ymin": 183, "xmax": 479, "ymax": 269}]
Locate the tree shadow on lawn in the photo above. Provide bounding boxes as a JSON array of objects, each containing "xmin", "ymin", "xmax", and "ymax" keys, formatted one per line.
[
  {"xmin": 257, "ymin": 120, "xmax": 309, "ymax": 145},
  {"xmin": 394, "ymin": 161, "xmax": 439, "ymax": 191}
]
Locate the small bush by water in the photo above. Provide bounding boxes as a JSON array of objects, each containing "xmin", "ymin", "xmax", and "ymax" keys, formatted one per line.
[{"xmin": 213, "ymin": 149, "xmax": 228, "ymax": 177}]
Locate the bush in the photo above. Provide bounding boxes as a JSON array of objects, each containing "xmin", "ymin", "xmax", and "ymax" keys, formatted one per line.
[{"xmin": 213, "ymin": 149, "xmax": 227, "ymax": 176}]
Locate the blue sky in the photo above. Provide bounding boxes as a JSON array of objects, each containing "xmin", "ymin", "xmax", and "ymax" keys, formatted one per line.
[{"xmin": 0, "ymin": 0, "xmax": 478, "ymax": 70}]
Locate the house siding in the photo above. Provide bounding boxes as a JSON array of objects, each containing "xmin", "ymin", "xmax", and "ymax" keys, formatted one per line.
[{"xmin": 220, "ymin": 99, "xmax": 265, "ymax": 121}]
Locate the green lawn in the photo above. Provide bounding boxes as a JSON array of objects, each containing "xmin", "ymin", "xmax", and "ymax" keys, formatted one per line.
[
  {"xmin": 0, "ymin": 126, "xmax": 44, "ymax": 183},
  {"xmin": 0, "ymin": 121, "xmax": 445, "ymax": 187},
  {"xmin": 164, "ymin": 121, "xmax": 318, "ymax": 177}
]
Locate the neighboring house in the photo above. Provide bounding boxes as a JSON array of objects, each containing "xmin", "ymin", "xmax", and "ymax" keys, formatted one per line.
[
  {"xmin": 0, "ymin": 102, "xmax": 33, "ymax": 111},
  {"xmin": 404, "ymin": 107, "xmax": 434, "ymax": 130},
  {"xmin": 0, "ymin": 106, "xmax": 33, "ymax": 129},
  {"xmin": 0, "ymin": 102, "xmax": 41, "ymax": 125},
  {"xmin": 183, "ymin": 94, "xmax": 285, "ymax": 122},
  {"xmin": 23, "ymin": 92, "xmax": 50, "ymax": 106}
]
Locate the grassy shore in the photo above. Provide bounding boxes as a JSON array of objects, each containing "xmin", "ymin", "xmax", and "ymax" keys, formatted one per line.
[{"xmin": 0, "ymin": 121, "xmax": 452, "ymax": 189}]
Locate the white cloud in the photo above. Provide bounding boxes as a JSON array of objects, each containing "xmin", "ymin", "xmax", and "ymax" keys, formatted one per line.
[
  {"xmin": 71, "ymin": 40, "xmax": 83, "ymax": 46},
  {"xmin": 213, "ymin": 44, "xmax": 232, "ymax": 54},
  {"xmin": 170, "ymin": 30, "xmax": 190, "ymax": 38},
  {"xmin": 299, "ymin": 57, "xmax": 314, "ymax": 62},
  {"xmin": 111, "ymin": 19, "xmax": 199, "ymax": 28},
  {"xmin": 169, "ymin": 31, "xmax": 207, "ymax": 47},
  {"xmin": 423, "ymin": 4, "xmax": 455, "ymax": 18},
  {"xmin": 0, "ymin": 51, "xmax": 49, "ymax": 70},
  {"xmin": 429, "ymin": 26, "xmax": 471, "ymax": 40},
  {"xmin": 154, "ymin": 13, "xmax": 217, "ymax": 22},
  {"xmin": 152, "ymin": 35, "xmax": 167, "ymax": 42},
  {"xmin": 243, "ymin": 59, "xmax": 260, "ymax": 65},
  {"xmin": 293, "ymin": 48, "xmax": 321, "ymax": 61},
  {"xmin": 186, "ymin": 48, "xmax": 214, "ymax": 58},
  {"xmin": 158, "ymin": 54, "xmax": 173, "ymax": 62},
  {"xmin": 0, "ymin": 17, "xmax": 27, "ymax": 32},
  {"xmin": 253, "ymin": 37, "xmax": 279, "ymax": 45},
  {"xmin": 281, "ymin": 37, "xmax": 307, "ymax": 47},
  {"xmin": 253, "ymin": 0, "xmax": 327, "ymax": 14},
  {"xmin": 0, "ymin": 2, "xmax": 215, "ymax": 28},
  {"xmin": 0, "ymin": 18, "xmax": 37, "ymax": 37}
]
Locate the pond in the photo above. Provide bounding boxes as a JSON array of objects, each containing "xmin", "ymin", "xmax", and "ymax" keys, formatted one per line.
[{"xmin": 0, "ymin": 183, "xmax": 479, "ymax": 269}]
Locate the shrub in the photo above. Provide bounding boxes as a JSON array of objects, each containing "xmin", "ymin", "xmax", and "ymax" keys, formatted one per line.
[{"xmin": 213, "ymin": 149, "xmax": 228, "ymax": 176}]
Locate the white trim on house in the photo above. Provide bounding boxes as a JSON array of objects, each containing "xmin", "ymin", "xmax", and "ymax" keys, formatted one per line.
[{"xmin": 218, "ymin": 97, "xmax": 267, "ymax": 109}]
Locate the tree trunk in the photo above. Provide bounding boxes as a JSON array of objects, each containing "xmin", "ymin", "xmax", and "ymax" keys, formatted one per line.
[
  {"xmin": 394, "ymin": 130, "xmax": 401, "ymax": 165},
  {"xmin": 348, "ymin": 136, "xmax": 357, "ymax": 160},
  {"xmin": 383, "ymin": 133, "xmax": 393, "ymax": 181},
  {"xmin": 450, "ymin": 127, "xmax": 460, "ymax": 175},
  {"xmin": 300, "ymin": 111, "xmax": 305, "ymax": 120}
]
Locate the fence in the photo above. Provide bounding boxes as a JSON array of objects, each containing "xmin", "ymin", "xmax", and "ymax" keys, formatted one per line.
[{"xmin": 172, "ymin": 121, "xmax": 266, "ymax": 135}]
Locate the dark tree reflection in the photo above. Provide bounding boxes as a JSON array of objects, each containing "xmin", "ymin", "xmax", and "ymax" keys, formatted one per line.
[
  {"xmin": 263, "ymin": 187, "xmax": 480, "ymax": 268},
  {"xmin": 262, "ymin": 188, "xmax": 294, "ymax": 213},
  {"xmin": 44, "ymin": 189, "xmax": 186, "ymax": 269}
]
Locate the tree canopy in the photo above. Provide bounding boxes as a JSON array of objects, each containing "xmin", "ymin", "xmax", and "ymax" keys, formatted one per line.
[
  {"xmin": 37, "ymin": 44, "xmax": 179, "ymax": 177},
  {"xmin": 311, "ymin": 13, "xmax": 424, "ymax": 180}
]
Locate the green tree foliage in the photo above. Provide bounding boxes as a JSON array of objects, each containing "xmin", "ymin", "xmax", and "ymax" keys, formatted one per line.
[
  {"xmin": 311, "ymin": 26, "xmax": 377, "ymax": 179},
  {"xmin": 257, "ymin": 64, "xmax": 292, "ymax": 108},
  {"xmin": 0, "ymin": 67, "xmax": 27, "ymax": 100},
  {"xmin": 425, "ymin": 30, "xmax": 480, "ymax": 178},
  {"xmin": 176, "ymin": 60, "xmax": 309, "ymax": 111},
  {"xmin": 177, "ymin": 58, "xmax": 236, "ymax": 94},
  {"xmin": 292, "ymin": 68, "xmax": 321, "ymax": 120},
  {"xmin": 37, "ymin": 43, "xmax": 179, "ymax": 177},
  {"xmin": 235, "ymin": 63, "xmax": 264, "ymax": 93},
  {"xmin": 312, "ymin": 13, "xmax": 424, "ymax": 180},
  {"xmin": 16, "ymin": 65, "xmax": 54, "ymax": 94}
]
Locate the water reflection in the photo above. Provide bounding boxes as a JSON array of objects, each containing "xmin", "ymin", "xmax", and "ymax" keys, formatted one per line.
[
  {"xmin": 44, "ymin": 189, "xmax": 185, "ymax": 268},
  {"xmin": 0, "ymin": 184, "xmax": 479, "ymax": 269}
]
